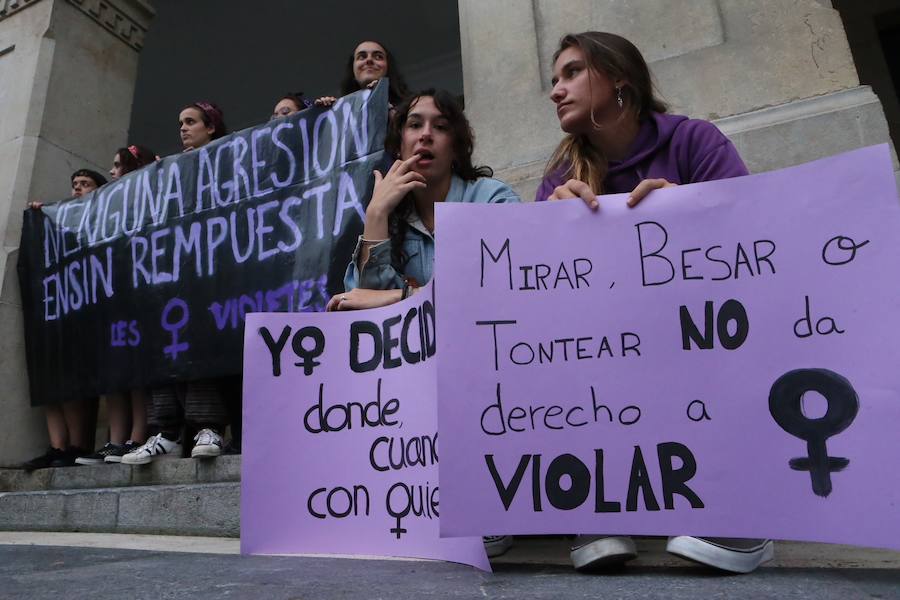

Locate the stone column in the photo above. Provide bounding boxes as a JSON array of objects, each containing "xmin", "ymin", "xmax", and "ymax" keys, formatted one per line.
[
  {"xmin": 0, "ymin": 0, "xmax": 154, "ymax": 466},
  {"xmin": 458, "ymin": 0, "xmax": 897, "ymax": 200}
]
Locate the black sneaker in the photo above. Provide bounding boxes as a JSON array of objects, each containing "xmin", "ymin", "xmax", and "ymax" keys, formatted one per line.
[
  {"xmin": 76, "ymin": 442, "xmax": 126, "ymax": 465},
  {"xmin": 103, "ymin": 440, "xmax": 138, "ymax": 463},
  {"xmin": 23, "ymin": 447, "xmax": 69, "ymax": 472}
]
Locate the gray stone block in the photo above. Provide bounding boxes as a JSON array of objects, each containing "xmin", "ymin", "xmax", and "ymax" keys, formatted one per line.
[
  {"xmin": 129, "ymin": 457, "xmax": 198, "ymax": 487},
  {"xmin": 1, "ymin": 456, "xmax": 243, "ymax": 492},
  {"xmin": 49, "ymin": 463, "xmax": 132, "ymax": 491},
  {"xmin": 0, "ymin": 482, "xmax": 240, "ymax": 536},
  {"xmin": 0, "ymin": 468, "xmax": 51, "ymax": 492},
  {"xmin": 116, "ymin": 483, "xmax": 240, "ymax": 537},
  {"xmin": 196, "ymin": 455, "xmax": 241, "ymax": 483},
  {"xmin": 0, "ymin": 488, "xmax": 118, "ymax": 532}
]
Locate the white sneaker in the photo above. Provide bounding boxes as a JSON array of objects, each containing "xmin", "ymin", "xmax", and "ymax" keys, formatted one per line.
[
  {"xmin": 121, "ymin": 434, "xmax": 182, "ymax": 465},
  {"xmin": 666, "ymin": 537, "xmax": 774, "ymax": 573},
  {"xmin": 483, "ymin": 535, "xmax": 513, "ymax": 558},
  {"xmin": 191, "ymin": 428, "xmax": 223, "ymax": 458},
  {"xmin": 570, "ymin": 536, "xmax": 638, "ymax": 570}
]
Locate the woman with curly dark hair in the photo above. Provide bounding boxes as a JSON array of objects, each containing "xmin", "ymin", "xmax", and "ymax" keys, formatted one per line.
[{"xmin": 327, "ymin": 89, "xmax": 520, "ymax": 312}]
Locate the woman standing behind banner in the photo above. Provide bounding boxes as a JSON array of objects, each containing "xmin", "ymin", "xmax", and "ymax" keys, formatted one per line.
[
  {"xmin": 536, "ymin": 31, "xmax": 767, "ymax": 574},
  {"xmin": 271, "ymin": 92, "xmax": 312, "ymax": 119},
  {"xmin": 23, "ymin": 169, "xmax": 108, "ymax": 471},
  {"xmin": 315, "ymin": 40, "xmax": 411, "ymax": 108},
  {"xmin": 75, "ymin": 145, "xmax": 157, "ymax": 465},
  {"xmin": 123, "ymin": 102, "xmax": 234, "ymax": 465}
]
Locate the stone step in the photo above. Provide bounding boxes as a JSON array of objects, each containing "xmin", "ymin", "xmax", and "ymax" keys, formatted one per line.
[
  {"xmin": 0, "ymin": 456, "xmax": 241, "ymax": 492},
  {"xmin": 0, "ymin": 481, "xmax": 239, "ymax": 537}
]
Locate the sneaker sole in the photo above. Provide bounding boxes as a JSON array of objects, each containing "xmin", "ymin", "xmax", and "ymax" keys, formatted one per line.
[
  {"xmin": 74, "ymin": 457, "xmax": 107, "ymax": 465},
  {"xmin": 104, "ymin": 456, "xmax": 125, "ymax": 463},
  {"xmin": 121, "ymin": 451, "xmax": 182, "ymax": 466},
  {"xmin": 191, "ymin": 446, "xmax": 222, "ymax": 458},
  {"xmin": 484, "ymin": 536, "xmax": 513, "ymax": 558},
  {"xmin": 571, "ymin": 537, "xmax": 638, "ymax": 570},
  {"xmin": 666, "ymin": 537, "xmax": 774, "ymax": 573}
]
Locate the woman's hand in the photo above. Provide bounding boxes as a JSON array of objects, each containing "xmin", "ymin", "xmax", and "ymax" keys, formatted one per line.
[
  {"xmin": 326, "ymin": 288, "xmax": 403, "ymax": 312},
  {"xmin": 27, "ymin": 201, "xmax": 43, "ymax": 210},
  {"xmin": 368, "ymin": 155, "xmax": 427, "ymax": 217},
  {"xmin": 548, "ymin": 179, "xmax": 599, "ymax": 210},
  {"xmin": 314, "ymin": 96, "xmax": 337, "ymax": 108},
  {"xmin": 627, "ymin": 178, "xmax": 677, "ymax": 207}
]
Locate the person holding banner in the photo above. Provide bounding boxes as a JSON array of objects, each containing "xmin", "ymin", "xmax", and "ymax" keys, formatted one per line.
[
  {"xmin": 271, "ymin": 92, "xmax": 312, "ymax": 120},
  {"xmin": 75, "ymin": 146, "xmax": 157, "ymax": 465},
  {"xmin": 179, "ymin": 101, "xmax": 228, "ymax": 152},
  {"xmin": 315, "ymin": 40, "xmax": 410, "ymax": 108},
  {"xmin": 329, "ymin": 89, "xmax": 521, "ymax": 310},
  {"xmin": 122, "ymin": 105, "xmax": 233, "ymax": 464},
  {"xmin": 109, "ymin": 144, "xmax": 157, "ymax": 180},
  {"xmin": 537, "ymin": 31, "xmax": 769, "ymax": 574},
  {"xmin": 23, "ymin": 169, "xmax": 108, "ymax": 470}
]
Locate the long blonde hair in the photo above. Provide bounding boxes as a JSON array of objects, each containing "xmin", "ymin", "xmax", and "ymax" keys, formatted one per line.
[{"xmin": 545, "ymin": 32, "xmax": 668, "ymax": 193}]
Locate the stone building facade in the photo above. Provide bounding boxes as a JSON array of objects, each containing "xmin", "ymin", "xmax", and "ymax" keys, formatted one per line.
[{"xmin": 0, "ymin": 0, "xmax": 896, "ymax": 465}]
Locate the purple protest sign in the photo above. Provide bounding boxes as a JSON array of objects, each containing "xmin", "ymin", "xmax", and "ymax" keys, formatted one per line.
[
  {"xmin": 436, "ymin": 144, "xmax": 900, "ymax": 549},
  {"xmin": 241, "ymin": 283, "xmax": 489, "ymax": 570}
]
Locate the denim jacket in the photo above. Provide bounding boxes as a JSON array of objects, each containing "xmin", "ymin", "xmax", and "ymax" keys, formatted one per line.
[{"xmin": 344, "ymin": 175, "xmax": 521, "ymax": 290}]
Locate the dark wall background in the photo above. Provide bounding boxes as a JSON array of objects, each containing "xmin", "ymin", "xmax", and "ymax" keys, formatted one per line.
[{"xmin": 129, "ymin": 0, "xmax": 462, "ymax": 157}]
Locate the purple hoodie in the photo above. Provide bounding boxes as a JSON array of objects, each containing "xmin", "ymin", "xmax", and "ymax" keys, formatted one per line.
[{"xmin": 535, "ymin": 112, "xmax": 748, "ymax": 201}]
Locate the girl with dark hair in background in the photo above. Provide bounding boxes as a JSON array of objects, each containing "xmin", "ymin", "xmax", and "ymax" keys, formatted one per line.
[
  {"xmin": 272, "ymin": 92, "xmax": 312, "ymax": 120},
  {"xmin": 316, "ymin": 40, "xmax": 411, "ymax": 108},
  {"xmin": 179, "ymin": 101, "xmax": 227, "ymax": 151},
  {"xmin": 538, "ymin": 31, "xmax": 767, "ymax": 574},
  {"xmin": 75, "ymin": 145, "xmax": 158, "ymax": 465},
  {"xmin": 122, "ymin": 104, "xmax": 233, "ymax": 464},
  {"xmin": 327, "ymin": 89, "xmax": 519, "ymax": 312},
  {"xmin": 109, "ymin": 144, "xmax": 157, "ymax": 180}
]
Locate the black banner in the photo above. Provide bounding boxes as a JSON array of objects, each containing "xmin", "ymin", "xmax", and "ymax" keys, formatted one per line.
[{"xmin": 18, "ymin": 83, "xmax": 389, "ymax": 406}]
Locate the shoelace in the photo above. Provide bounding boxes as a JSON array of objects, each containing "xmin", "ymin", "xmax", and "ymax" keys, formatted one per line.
[
  {"xmin": 194, "ymin": 429, "xmax": 219, "ymax": 446},
  {"xmin": 135, "ymin": 433, "xmax": 162, "ymax": 454}
]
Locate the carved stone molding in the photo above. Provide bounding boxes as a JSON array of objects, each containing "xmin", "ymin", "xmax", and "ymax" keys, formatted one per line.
[
  {"xmin": 66, "ymin": 0, "xmax": 154, "ymax": 51},
  {"xmin": 0, "ymin": 0, "xmax": 44, "ymax": 20}
]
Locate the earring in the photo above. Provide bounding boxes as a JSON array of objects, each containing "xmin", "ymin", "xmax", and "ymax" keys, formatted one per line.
[{"xmin": 616, "ymin": 87, "xmax": 624, "ymax": 109}]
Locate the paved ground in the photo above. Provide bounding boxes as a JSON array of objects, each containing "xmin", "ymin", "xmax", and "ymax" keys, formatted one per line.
[{"xmin": 1, "ymin": 534, "xmax": 899, "ymax": 599}]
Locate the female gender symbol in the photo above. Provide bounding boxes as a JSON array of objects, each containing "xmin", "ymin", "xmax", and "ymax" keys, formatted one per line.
[
  {"xmin": 768, "ymin": 368, "xmax": 858, "ymax": 498},
  {"xmin": 161, "ymin": 298, "xmax": 190, "ymax": 360}
]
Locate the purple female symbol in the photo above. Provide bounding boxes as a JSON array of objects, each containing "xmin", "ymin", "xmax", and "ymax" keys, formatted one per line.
[{"xmin": 161, "ymin": 298, "xmax": 189, "ymax": 360}]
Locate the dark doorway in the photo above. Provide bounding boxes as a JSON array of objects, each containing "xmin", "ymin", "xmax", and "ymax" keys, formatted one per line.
[
  {"xmin": 129, "ymin": 0, "xmax": 463, "ymax": 157},
  {"xmin": 834, "ymin": 0, "xmax": 900, "ymax": 149}
]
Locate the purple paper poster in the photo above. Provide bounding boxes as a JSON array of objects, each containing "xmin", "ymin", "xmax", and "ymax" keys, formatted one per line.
[
  {"xmin": 241, "ymin": 283, "xmax": 489, "ymax": 570},
  {"xmin": 436, "ymin": 145, "xmax": 900, "ymax": 549}
]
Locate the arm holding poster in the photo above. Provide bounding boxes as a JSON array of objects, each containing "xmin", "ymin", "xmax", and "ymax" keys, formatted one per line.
[{"xmin": 536, "ymin": 32, "xmax": 747, "ymax": 213}]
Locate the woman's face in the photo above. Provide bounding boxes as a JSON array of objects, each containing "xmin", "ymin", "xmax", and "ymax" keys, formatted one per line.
[
  {"xmin": 272, "ymin": 98, "xmax": 301, "ymax": 120},
  {"xmin": 179, "ymin": 107, "xmax": 214, "ymax": 150},
  {"xmin": 352, "ymin": 41, "xmax": 388, "ymax": 88},
  {"xmin": 550, "ymin": 46, "xmax": 620, "ymax": 134},
  {"xmin": 110, "ymin": 153, "xmax": 125, "ymax": 180},
  {"xmin": 399, "ymin": 96, "xmax": 454, "ymax": 181}
]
